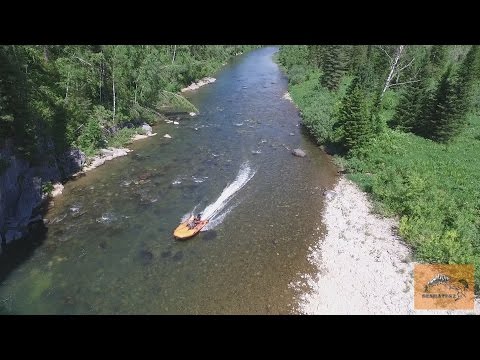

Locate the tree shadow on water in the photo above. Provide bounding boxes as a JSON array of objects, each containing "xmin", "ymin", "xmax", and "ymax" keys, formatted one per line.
[{"xmin": 0, "ymin": 221, "xmax": 49, "ymax": 286}]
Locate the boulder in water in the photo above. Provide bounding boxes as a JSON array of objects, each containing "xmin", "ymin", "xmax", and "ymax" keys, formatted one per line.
[
  {"xmin": 323, "ymin": 190, "xmax": 337, "ymax": 201},
  {"xmin": 139, "ymin": 249, "xmax": 154, "ymax": 265},
  {"xmin": 161, "ymin": 250, "xmax": 172, "ymax": 258},
  {"xmin": 51, "ymin": 183, "xmax": 64, "ymax": 197},
  {"xmin": 292, "ymin": 149, "xmax": 306, "ymax": 158},
  {"xmin": 141, "ymin": 123, "xmax": 153, "ymax": 136},
  {"xmin": 172, "ymin": 251, "xmax": 184, "ymax": 262},
  {"xmin": 164, "ymin": 134, "xmax": 172, "ymax": 139}
]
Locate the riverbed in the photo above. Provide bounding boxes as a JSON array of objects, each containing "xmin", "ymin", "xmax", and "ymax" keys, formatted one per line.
[{"xmin": 0, "ymin": 47, "xmax": 338, "ymax": 314}]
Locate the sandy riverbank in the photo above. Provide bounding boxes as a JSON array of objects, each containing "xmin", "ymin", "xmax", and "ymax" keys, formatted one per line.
[{"xmin": 297, "ymin": 176, "xmax": 479, "ymax": 315}]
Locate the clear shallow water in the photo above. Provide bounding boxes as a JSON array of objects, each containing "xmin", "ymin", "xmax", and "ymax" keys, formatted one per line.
[{"xmin": 0, "ymin": 47, "xmax": 338, "ymax": 314}]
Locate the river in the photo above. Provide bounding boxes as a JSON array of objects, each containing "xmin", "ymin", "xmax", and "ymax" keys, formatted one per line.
[{"xmin": 0, "ymin": 47, "xmax": 338, "ymax": 314}]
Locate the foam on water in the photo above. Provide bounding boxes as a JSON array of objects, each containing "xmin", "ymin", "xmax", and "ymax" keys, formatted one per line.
[{"xmin": 182, "ymin": 162, "xmax": 255, "ymax": 227}]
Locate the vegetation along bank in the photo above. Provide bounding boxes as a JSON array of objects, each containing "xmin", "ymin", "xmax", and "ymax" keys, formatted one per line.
[{"xmin": 278, "ymin": 45, "xmax": 480, "ymax": 295}]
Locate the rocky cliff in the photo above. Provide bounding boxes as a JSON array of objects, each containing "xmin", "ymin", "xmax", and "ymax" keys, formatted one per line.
[{"xmin": 0, "ymin": 140, "xmax": 86, "ymax": 253}]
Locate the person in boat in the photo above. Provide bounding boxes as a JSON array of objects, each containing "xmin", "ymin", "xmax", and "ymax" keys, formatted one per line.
[{"xmin": 187, "ymin": 214, "xmax": 202, "ymax": 229}]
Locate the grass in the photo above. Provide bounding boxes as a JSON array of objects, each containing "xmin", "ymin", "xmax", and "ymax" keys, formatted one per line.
[{"xmin": 105, "ymin": 127, "xmax": 139, "ymax": 149}]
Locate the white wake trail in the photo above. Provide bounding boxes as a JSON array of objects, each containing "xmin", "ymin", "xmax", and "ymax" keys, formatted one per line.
[{"xmin": 182, "ymin": 161, "xmax": 255, "ymax": 229}]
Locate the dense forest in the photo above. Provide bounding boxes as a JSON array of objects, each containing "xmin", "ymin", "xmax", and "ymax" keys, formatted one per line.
[
  {"xmin": 278, "ymin": 45, "xmax": 480, "ymax": 292},
  {"xmin": 0, "ymin": 45, "xmax": 256, "ymax": 161}
]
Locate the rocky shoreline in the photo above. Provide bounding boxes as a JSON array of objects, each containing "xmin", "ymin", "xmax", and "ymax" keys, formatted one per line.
[
  {"xmin": 296, "ymin": 176, "xmax": 479, "ymax": 315},
  {"xmin": 0, "ymin": 123, "xmax": 159, "ymax": 250},
  {"xmin": 180, "ymin": 77, "xmax": 216, "ymax": 93}
]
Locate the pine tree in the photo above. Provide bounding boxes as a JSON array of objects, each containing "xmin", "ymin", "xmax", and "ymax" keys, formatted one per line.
[
  {"xmin": 337, "ymin": 77, "xmax": 373, "ymax": 152},
  {"xmin": 391, "ymin": 55, "xmax": 432, "ymax": 133},
  {"xmin": 308, "ymin": 45, "xmax": 324, "ymax": 69},
  {"xmin": 347, "ymin": 45, "xmax": 368, "ymax": 73},
  {"xmin": 425, "ymin": 65, "xmax": 463, "ymax": 142},
  {"xmin": 430, "ymin": 45, "xmax": 447, "ymax": 68},
  {"xmin": 455, "ymin": 45, "xmax": 479, "ymax": 114},
  {"xmin": 320, "ymin": 45, "xmax": 346, "ymax": 91}
]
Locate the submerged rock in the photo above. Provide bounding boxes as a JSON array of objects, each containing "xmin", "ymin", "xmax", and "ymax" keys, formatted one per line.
[
  {"xmin": 292, "ymin": 149, "xmax": 306, "ymax": 158},
  {"xmin": 161, "ymin": 250, "xmax": 172, "ymax": 258},
  {"xmin": 201, "ymin": 230, "xmax": 217, "ymax": 242},
  {"xmin": 172, "ymin": 251, "xmax": 184, "ymax": 262},
  {"xmin": 139, "ymin": 249, "xmax": 154, "ymax": 265}
]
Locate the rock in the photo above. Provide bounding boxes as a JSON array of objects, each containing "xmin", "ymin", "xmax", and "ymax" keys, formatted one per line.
[
  {"xmin": 172, "ymin": 251, "xmax": 184, "ymax": 262},
  {"xmin": 43, "ymin": 218, "xmax": 50, "ymax": 225},
  {"xmin": 189, "ymin": 112, "xmax": 197, "ymax": 117},
  {"xmin": 173, "ymin": 121, "xmax": 179, "ymax": 125},
  {"xmin": 83, "ymin": 148, "xmax": 130, "ymax": 172},
  {"xmin": 161, "ymin": 250, "xmax": 172, "ymax": 258},
  {"xmin": 51, "ymin": 183, "xmax": 64, "ymax": 197},
  {"xmin": 141, "ymin": 123, "xmax": 153, "ymax": 136},
  {"xmin": 289, "ymin": 133, "xmax": 295, "ymax": 136},
  {"xmin": 292, "ymin": 149, "xmax": 306, "ymax": 158},
  {"xmin": 132, "ymin": 134, "xmax": 149, "ymax": 141},
  {"xmin": 57, "ymin": 148, "xmax": 86, "ymax": 177},
  {"xmin": 28, "ymin": 214, "xmax": 42, "ymax": 225},
  {"xmin": 5, "ymin": 229, "xmax": 23, "ymax": 244},
  {"xmin": 15, "ymin": 176, "xmax": 42, "ymax": 225},
  {"xmin": 100, "ymin": 149, "xmax": 115, "ymax": 156},
  {"xmin": 282, "ymin": 92, "xmax": 293, "ymax": 102},
  {"xmin": 140, "ymin": 249, "xmax": 154, "ymax": 265},
  {"xmin": 323, "ymin": 190, "xmax": 337, "ymax": 201},
  {"xmin": 164, "ymin": 134, "xmax": 172, "ymax": 139},
  {"xmin": 201, "ymin": 230, "xmax": 217, "ymax": 241},
  {"xmin": 181, "ymin": 77, "xmax": 216, "ymax": 92}
]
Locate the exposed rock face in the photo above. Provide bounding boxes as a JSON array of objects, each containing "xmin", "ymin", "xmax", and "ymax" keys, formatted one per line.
[
  {"xmin": 57, "ymin": 148, "xmax": 86, "ymax": 178},
  {"xmin": 0, "ymin": 150, "xmax": 44, "ymax": 244},
  {"xmin": 1, "ymin": 120, "xmax": 158, "ymax": 247},
  {"xmin": 292, "ymin": 148, "xmax": 306, "ymax": 157},
  {"xmin": 0, "ymin": 142, "xmax": 87, "ymax": 246}
]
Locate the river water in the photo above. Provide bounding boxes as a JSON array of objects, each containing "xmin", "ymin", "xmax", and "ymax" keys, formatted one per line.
[{"xmin": 0, "ymin": 47, "xmax": 338, "ymax": 314}]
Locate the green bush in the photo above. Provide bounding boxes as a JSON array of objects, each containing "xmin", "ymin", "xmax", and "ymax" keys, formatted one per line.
[
  {"xmin": 106, "ymin": 127, "xmax": 137, "ymax": 148},
  {"xmin": 42, "ymin": 181, "xmax": 54, "ymax": 196},
  {"xmin": 288, "ymin": 65, "xmax": 309, "ymax": 85},
  {"xmin": 76, "ymin": 117, "xmax": 105, "ymax": 156}
]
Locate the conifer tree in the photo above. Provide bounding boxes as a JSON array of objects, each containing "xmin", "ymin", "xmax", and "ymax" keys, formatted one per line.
[
  {"xmin": 337, "ymin": 77, "xmax": 373, "ymax": 152},
  {"xmin": 320, "ymin": 45, "xmax": 346, "ymax": 91},
  {"xmin": 425, "ymin": 65, "xmax": 463, "ymax": 142},
  {"xmin": 391, "ymin": 55, "xmax": 432, "ymax": 133}
]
